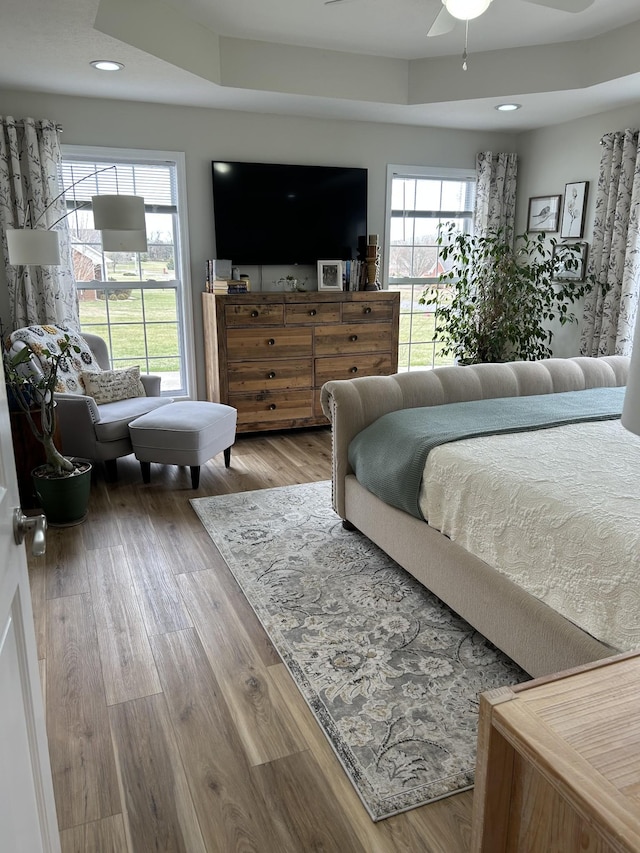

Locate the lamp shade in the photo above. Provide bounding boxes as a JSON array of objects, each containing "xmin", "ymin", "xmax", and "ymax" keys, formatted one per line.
[
  {"xmin": 444, "ymin": 0, "xmax": 492, "ymax": 20},
  {"xmin": 6, "ymin": 228, "xmax": 61, "ymax": 265},
  {"xmin": 622, "ymin": 310, "xmax": 640, "ymax": 437},
  {"xmin": 100, "ymin": 229, "xmax": 148, "ymax": 252},
  {"xmin": 91, "ymin": 194, "xmax": 146, "ymax": 231}
]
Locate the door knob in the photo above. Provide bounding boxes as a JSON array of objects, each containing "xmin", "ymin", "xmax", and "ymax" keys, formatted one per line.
[{"xmin": 13, "ymin": 508, "xmax": 47, "ymax": 557}]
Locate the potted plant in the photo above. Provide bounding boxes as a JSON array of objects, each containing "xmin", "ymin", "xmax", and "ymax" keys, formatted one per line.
[
  {"xmin": 277, "ymin": 274, "xmax": 307, "ymax": 292},
  {"xmin": 3, "ymin": 332, "xmax": 92, "ymax": 525},
  {"xmin": 420, "ymin": 225, "xmax": 597, "ymax": 364}
]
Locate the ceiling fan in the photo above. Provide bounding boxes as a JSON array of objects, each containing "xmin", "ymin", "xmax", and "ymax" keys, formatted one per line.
[
  {"xmin": 424, "ymin": 0, "xmax": 595, "ymax": 39},
  {"xmin": 325, "ymin": 0, "xmax": 596, "ymax": 37}
]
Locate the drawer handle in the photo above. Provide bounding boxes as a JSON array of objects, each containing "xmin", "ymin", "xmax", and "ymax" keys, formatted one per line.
[
  {"xmin": 309, "ymin": 309, "xmax": 317, "ymax": 316},
  {"xmin": 350, "ymin": 366, "xmax": 358, "ymax": 374},
  {"xmin": 349, "ymin": 334, "xmax": 358, "ymax": 342},
  {"xmin": 250, "ymin": 310, "xmax": 259, "ymax": 318},
  {"xmin": 267, "ymin": 371, "xmax": 276, "ymax": 379},
  {"xmin": 364, "ymin": 306, "xmax": 372, "ymax": 314},
  {"xmin": 269, "ymin": 403, "xmax": 277, "ymax": 410},
  {"xmin": 268, "ymin": 338, "xmax": 276, "ymax": 346}
]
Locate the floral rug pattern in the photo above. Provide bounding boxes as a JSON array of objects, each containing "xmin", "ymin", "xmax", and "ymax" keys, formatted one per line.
[{"xmin": 191, "ymin": 480, "xmax": 527, "ymax": 820}]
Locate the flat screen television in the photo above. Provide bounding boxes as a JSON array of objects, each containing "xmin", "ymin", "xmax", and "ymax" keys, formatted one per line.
[{"xmin": 211, "ymin": 161, "xmax": 367, "ymax": 266}]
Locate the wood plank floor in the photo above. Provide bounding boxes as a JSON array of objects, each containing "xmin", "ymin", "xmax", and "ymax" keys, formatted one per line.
[{"xmin": 28, "ymin": 427, "xmax": 473, "ymax": 853}]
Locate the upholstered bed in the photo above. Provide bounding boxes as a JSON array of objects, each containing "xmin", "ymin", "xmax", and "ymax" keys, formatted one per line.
[{"xmin": 320, "ymin": 356, "xmax": 633, "ymax": 678}]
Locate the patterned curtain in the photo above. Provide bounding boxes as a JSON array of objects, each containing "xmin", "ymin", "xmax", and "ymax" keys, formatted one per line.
[
  {"xmin": 580, "ymin": 129, "xmax": 640, "ymax": 357},
  {"xmin": 0, "ymin": 116, "xmax": 78, "ymax": 330},
  {"xmin": 473, "ymin": 152, "xmax": 518, "ymax": 242}
]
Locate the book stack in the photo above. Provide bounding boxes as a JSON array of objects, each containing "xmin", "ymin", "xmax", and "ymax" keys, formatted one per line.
[
  {"xmin": 205, "ymin": 278, "xmax": 251, "ymax": 294},
  {"xmin": 229, "ymin": 277, "xmax": 251, "ymax": 293},
  {"xmin": 205, "ymin": 258, "xmax": 232, "ymax": 287},
  {"xmin": 205, "ymin": 258, "xmax": 251, "ymax": 294},
  {"xmin": 207, "ymin": 279, "xmax": 233, "ymax": 293},
  {"xmin": 365, "ymin": 234, "xmax": 381, "ymax": 290},
  {"xmin": 343, "ymin": 259, "xmax": 366, "ymax": 291}
]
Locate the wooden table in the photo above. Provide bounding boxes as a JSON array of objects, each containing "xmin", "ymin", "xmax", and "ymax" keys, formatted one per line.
[{"xmin": 472, "ymin": 651, "xmax": 640, "ymax": 852}]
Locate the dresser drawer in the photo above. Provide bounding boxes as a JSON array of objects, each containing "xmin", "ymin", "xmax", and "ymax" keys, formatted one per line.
[
  {"xmin": 285, "ymin": 302, "xmax": 341, "ymax": 325},
  {"xmin": 224, "ymin": 303, "xmax": 284, "ymax": 326},
  {"xmin": 314, "ymin": 352, "xmax": 394, "ymax": 386},
  {"xmin": 230, "ymin": 390, "xmax": 313, "ymax": 426},
  {"xmin": 227, "ymin": 359, "xmax": 312, "ymax": 393},
  {"xmin": 342, "ymin": 300, "xmax": 395, "ymax": 323},
  {"xmin": 226, "ymin": 327, "xmax": 313, "ymax": 359},
  {"xmin": 314, "ymin": 323, "xmax": 391, "ymax": 356}
]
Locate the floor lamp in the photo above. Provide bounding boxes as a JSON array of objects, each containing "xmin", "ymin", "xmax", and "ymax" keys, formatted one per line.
[{"xmin": 5, "ymin": 180, "xmax": 147, "ymax": 326}]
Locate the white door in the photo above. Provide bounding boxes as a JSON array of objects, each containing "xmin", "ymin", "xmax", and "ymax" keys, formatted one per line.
[{"xmin": 0, "ymin": 375, "xmax": 60, "ymax": 851}]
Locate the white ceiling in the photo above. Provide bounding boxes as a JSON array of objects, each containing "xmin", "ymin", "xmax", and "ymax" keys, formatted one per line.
[{"xmin": 1, "ymin": 0, "xmax": 640, "ymax": 131}]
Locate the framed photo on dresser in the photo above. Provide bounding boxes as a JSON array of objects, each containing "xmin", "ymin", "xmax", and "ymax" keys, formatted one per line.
[{"xmin": 317, "ymin": 260, "xmax": 343, "ymax": 291}]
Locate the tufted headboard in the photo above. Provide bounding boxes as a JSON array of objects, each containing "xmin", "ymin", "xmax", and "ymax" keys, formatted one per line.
[{"xmin": 320, "ymin": 356, "xmax": 630, "ymax": 518}]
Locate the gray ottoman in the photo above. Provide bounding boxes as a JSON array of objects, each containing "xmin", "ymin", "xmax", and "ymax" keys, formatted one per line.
[{"xmin": 128, "ymin": 401, "xmax": 237, "ymax": 488}]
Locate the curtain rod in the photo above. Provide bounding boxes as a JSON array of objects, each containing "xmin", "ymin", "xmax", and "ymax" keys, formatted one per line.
[{"xmin": 1, "ymin": 118, "xmax": 63, "ymax": 132}]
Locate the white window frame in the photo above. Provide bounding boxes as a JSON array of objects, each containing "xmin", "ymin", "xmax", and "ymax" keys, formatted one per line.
[
  {"xmin": 61, "ymin": 144, "xmax": 196, "ymax": 399},
  {"xmin": 384, "ymin": 164, "xmax": 476, "ymax": 371},
  {"xmin": 383, "ymin": 164, "xmax": 476, "ymax": 290}
]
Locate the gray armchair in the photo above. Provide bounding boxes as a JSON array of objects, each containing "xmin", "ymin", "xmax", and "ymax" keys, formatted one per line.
[{"xmin": 8, "ymin": 327, "xmax": 173, "ymax": 478}]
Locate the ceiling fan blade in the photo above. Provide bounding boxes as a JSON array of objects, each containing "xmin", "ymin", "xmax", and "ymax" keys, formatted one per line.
[
  {"xmin": 324, "ymin": 0, "xmax": 359, "ymax": 5},
  {"xmin": 522, "ymin": 0, "xmax": 595, "ymax": 12},
  {"xmin": 427, "ymin": 7, "xmax": 456, "ymax": 37}
]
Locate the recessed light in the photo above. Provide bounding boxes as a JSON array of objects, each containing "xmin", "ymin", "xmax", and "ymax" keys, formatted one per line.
[
  {"xmin": 90, "ymin": 60, "xmax": 124, "ymax": 72},
  {"xmin": 495, "ymin": 103, "xmax": 522, "ymax": 112}
]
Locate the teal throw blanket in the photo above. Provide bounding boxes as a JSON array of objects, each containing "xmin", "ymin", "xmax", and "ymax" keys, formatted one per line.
[{"xmin": 348, "ymin": 386, "xmax": 625, "ymax": 520}]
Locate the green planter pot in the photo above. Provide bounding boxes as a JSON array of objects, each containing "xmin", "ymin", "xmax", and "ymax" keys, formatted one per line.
[{"xmin": 32, "ymin": 460, "xmax": 92, "ymax": 526}]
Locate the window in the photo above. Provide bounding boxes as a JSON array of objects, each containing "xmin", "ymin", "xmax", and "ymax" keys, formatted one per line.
[
  {"xmin": 384, "ymin": 165, "xmax": 475, "ymax": 371},
  {"xmin": 60, "ymin": 147, "xmax": 193, "ymax": 396}
]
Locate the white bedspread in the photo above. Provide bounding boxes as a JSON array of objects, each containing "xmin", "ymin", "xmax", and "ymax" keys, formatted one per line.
[{"xmin": 418, "ymin": 419, "xmax": 640, "ymax": 652}]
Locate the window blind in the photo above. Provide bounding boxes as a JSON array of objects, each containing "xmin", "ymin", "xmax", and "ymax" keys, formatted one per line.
[{"xmin": 58, "ymin": 158, "xmax": 177, "ymax": 211}]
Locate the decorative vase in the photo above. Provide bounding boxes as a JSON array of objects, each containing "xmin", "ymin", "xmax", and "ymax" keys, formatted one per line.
[{"xmin": 31, "ymin": 460, "xmax": 92, "ymax": 526}]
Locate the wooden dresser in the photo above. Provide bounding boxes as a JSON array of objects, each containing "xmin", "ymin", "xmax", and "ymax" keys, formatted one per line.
[
  {"xmin": 472, "ymin": 651, "xmax": 640, "ymax": 853},
  {"xmin": 202, "ymin": 290, "xmax": 399, "ymax": 432}
]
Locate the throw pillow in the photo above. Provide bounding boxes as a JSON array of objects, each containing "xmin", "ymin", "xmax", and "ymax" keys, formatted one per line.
[
  {"xmin": 81, "ymin": 365, "xmax": 146, "ymax": 404},
  {"xmin": 10, "ymin": 323, "xmax": 102, "ymax": 394}
]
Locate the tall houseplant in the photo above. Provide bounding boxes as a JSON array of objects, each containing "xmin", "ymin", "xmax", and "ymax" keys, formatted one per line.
[
  {"xmin": 420, "ymin": 225, "xmax": 596, "ymax": 364},
  {"xmin": 3, "ymin": 332, "xmax": 92, "ymax": 523}
]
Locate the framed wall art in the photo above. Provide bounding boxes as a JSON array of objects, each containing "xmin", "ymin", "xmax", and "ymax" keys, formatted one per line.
[
  {"xmin": 527, "ymin": 195, "xmax": 561, "ymax": 232},
  {"xmin": 561, "ymin": 181, "xmax": 589, "ymax": 238},
  {"xmin": 552, "ymin": 241, "xmax": 588, "ymax": 281},
  {"xmin": 317, "ymin": 260, "xmax": 343, "ymax": 291}
]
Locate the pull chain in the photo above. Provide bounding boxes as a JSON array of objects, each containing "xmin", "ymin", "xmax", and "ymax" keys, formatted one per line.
[{"xmin": 462, "ymin": 19, "xmax": 469, "ymax": 71}]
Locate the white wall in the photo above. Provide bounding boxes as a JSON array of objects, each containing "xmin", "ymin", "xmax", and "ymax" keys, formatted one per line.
[
  {"xmin": 1, "ymin": 88, "xmax": 638, "ymax": 388},
  {"xmin": 515, "ymin": 102, "xmax": 640, "ymax": 356},
  {"xmin": 0, "ymin": 88, "xmax": 516, "ymax": 395}
]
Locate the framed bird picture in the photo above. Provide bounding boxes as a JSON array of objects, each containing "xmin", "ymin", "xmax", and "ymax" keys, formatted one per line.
[{"xmin": 527, "ymin": 194, "xmax": 561, "ymax": 232}]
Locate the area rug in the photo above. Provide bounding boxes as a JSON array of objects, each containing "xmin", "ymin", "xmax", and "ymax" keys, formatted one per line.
[{"xmin": 190, "ymin": 480, "xmax": 527, "ymax": 821}]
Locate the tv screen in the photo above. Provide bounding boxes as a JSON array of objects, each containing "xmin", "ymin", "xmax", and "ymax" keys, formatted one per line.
[{"xmin": 211, "ymin": 161, "xmax": 367, "ymax": 266}]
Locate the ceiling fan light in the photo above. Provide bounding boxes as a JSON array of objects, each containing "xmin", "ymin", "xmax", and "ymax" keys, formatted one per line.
[{"xmin": 444, "ymin": 0, "xmax": 492, "ymax": 21}]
